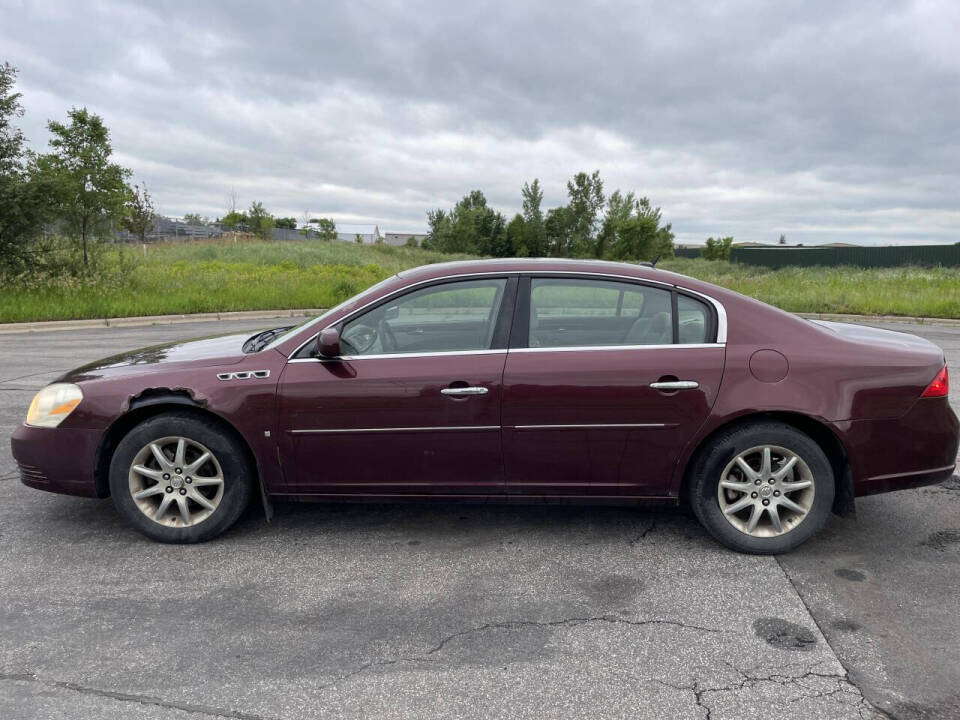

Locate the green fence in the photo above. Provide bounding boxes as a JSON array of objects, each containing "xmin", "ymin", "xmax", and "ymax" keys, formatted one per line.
[
  {"xmin": 673, "ymin": 248, "xmax": 702, "ymax": 259},
  {"xmin": 729, "ymin": 244, "xmax": 960, "ymax": 269}
]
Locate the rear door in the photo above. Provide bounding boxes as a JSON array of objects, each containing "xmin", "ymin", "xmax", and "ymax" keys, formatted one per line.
[{"xmin": 501, "ymin": 275, "xmax": 725, "ymax": 496}]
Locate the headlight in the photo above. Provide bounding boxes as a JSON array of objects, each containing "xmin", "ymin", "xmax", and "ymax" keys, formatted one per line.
[{"xmin": 26, "ymin": 383, "xmax": 83, "ymax": 428}]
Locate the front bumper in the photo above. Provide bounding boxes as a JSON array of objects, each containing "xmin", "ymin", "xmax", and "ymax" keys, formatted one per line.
[
  {"xmin": 10, "ymin": 423, "xmax": 103, "ymax": 498},
  {"xmin": 833, "ymin": 398, "xmax": 960, "ymax": 497}
]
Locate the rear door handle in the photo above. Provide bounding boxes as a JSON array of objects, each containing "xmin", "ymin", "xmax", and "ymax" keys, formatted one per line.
[
  {"xmin": 649, "ymin": 380, "xmax": 700, "ymax": 391},
  {"xmin": 441, "ymin": 386, "xmax": 489, "ymax": 396}
]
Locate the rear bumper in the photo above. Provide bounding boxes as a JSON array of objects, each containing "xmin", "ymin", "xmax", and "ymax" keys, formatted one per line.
[
  {"xmin": 832, "ymin": 398, "xmax": 960, "ymax": 497},
  {"xmin": 10, "ymin": 423, "xmax": 102, "ymax": 498},
  {"xmin": 855, "ymin": 464, "xmax": 955, "ymax": 496}
]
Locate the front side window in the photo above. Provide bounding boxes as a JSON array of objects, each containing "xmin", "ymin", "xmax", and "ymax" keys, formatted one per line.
[
  {"xmin": 340, "ymin": 278, "xmax": 507, "ymax": 356},
  {"xmin": 529, "ymin": 278, "xmax": 674, "ymax": 348}
]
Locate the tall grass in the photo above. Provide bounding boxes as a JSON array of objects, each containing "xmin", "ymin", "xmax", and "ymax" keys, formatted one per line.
[
  {"xmin": 661, "ymin": 258, "xmax": 960, "ymax": 318},
  {"xmin": 1, "ymin": 239, "xmax": 958, "ymax": 322}
]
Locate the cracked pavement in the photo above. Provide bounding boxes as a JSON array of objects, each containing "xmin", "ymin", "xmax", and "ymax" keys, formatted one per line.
[{"xmin": 1, "ymin": 317, "xmax": 958, "ymax": 719}]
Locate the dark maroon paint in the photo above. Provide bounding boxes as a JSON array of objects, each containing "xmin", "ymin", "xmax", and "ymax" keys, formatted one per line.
[{"xmin": 11, "ymin": 259, "xmax": 959, "ymax": 509}]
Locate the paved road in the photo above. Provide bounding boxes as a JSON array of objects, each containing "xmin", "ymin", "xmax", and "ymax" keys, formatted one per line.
[{"xmin": 0, "ymin": 317, "xmax": 957, "ymax": 720}]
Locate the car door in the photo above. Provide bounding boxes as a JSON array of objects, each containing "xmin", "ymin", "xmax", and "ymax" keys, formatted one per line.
[
  {"xmin": 501, "ymin": 274, "xmax": 725, "ymax": 496},
  {"xmin": 277, "ymin": 276, "xmax": 516, "ymax": 494}
]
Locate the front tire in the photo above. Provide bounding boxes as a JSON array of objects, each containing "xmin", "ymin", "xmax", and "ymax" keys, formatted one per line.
[
  {"xmin": 688, "ymin": 421, "xmax": 834, "ymax": 554},
  {"xmin": 109, "ymin": 412, "xmax": 254, "ymax": 543}
]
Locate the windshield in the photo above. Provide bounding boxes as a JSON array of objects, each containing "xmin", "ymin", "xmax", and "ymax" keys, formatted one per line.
[{"xmin": 261, "ymin": 275, "xmax": 399, "ymax": 352}]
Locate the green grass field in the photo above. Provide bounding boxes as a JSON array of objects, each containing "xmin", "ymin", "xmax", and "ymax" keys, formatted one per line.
[{"xmin": 1, "ymin": 239, "xmax": 959, "ymax": 322}]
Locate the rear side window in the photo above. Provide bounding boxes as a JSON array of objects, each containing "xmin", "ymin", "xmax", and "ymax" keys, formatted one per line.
[
  {"xmin": 529, "ymin": 278, "xmax": 673, "ymax": 348},
  {"xmin": 677, "ymin": 294, "xmax": 710, "ymax": 344}
]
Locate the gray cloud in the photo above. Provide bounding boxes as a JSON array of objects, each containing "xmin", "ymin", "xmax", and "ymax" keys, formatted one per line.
[{"xmin": 2, "ymin": 0, "xmax": 958, "ymax": 243}]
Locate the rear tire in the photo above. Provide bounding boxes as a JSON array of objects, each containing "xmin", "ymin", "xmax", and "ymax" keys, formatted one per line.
[
  {"xmin": 687, "ymin": 421, "xmax": 834, "ymax": 554},
  {"xmin": 109, "ymin": 412, "xmax": 254, "ymax": 543}
]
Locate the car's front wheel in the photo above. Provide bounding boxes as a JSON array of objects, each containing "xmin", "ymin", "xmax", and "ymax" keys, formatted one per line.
[
  {"xmin": 109, "ymin": 412, "xmax": 253, "ymax": 543},
  {"xmin": 688, "ymin": 421, "xmax": 835, "ymax": 554}
]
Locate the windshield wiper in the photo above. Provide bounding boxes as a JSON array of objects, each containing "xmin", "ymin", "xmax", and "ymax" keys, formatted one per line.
[{"xmin": 243, "ymin": 326, "xmax": 294, "ymax": 353}]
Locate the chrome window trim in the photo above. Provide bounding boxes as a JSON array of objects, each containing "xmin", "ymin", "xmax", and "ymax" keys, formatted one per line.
[
  {"xmin": 510, "ymin": 343, "xmax": 723, "ymax": 354},
  {"xmin": 289, "ymin": 425, "xmax": 500, "ymax": 435},
  {"xmin": 288, "ymin": 349, "xmax": 506, "ymax": 363},
  {"xmin": 288, "ymin": 268, "xmax": 728, "ymax": 359}
]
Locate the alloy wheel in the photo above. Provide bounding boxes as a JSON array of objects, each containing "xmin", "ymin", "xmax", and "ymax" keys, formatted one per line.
[
  {"xmin": 128, "ymin": 436, "xmax": 225, "ymax": 527},
  {"xmin": 717, "ymin": 445, "xmax": 815, "ymax": 537}
]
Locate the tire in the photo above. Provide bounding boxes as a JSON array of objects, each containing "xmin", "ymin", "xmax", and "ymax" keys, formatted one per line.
[
  {"xmin": 109, "ymin": 411, "xmax": 254, "ymax": 543},
  {"xmin": 687, "ymin": 421, "xmax": 834, "ymax": 554}
]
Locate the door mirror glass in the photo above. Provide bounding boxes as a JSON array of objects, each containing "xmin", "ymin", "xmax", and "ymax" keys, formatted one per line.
[{"xmin": 317, "ymin": 327, "xmax": 342, "ymax": 357}]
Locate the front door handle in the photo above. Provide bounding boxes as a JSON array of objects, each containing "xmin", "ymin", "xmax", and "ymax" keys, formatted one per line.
[
  {"xmin": 649, "ymin": 380, "xmax": 700, "ymax": 391},
  {"xmin": 441, "ymin": 386, "xmax": 489, "ymax": 396}
]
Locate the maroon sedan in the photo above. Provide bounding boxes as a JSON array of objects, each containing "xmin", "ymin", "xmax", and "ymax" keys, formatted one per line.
[{"xmin": 11, "ymin": 259, "xmax": 958, "ymax": 553}]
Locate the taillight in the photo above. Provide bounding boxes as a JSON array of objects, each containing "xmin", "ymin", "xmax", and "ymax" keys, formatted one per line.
[{"xmin": 921, "ymin": 366, "xmax": 949, "ymax": 398}]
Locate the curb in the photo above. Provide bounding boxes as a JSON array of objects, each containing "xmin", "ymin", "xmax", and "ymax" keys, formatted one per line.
[
  {"xmin": 0, "ymin": 309, "xmax": 326, "ymax": 335},
  {"xmin": 0, "ymin": 308, "xmax": 958, "ymax": 336}
]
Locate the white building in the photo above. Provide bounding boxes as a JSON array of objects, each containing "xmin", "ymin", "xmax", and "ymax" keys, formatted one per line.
[{"xmin": 335, "ymin": 224, "xmax": 382, "ymax": 244}]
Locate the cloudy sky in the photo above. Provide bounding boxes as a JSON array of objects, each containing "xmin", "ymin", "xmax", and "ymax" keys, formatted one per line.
[{"xmin": 3, "ymin": 0, "xmax": 959, "ymax": 245}]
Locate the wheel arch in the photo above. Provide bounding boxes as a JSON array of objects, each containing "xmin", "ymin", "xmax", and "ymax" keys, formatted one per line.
[
  {"xmin": 94, "ymin": 392, "xmax": 273, "ymax": 519},
  {"xmin": 679, "ymin": 411, "xmax": 855, "ymax": 517}
]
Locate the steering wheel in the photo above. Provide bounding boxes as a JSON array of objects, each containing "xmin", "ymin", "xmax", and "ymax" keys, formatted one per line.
[
  {"xmin": 341, "ymin": 323, "xmax": 378, "ymax": 354},
  {"xmin": 378, "ymin": 319, "xmax": 398, "ymax": 352}
]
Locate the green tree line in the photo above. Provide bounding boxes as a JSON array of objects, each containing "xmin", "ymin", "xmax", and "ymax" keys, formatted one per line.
[
  {"xmin": 1, "ymin": 62, "xmax": 156, "ymax": 273},
  {"xmin": 423, "ymin": 171, "xmax": 675, "ymax": 262}
]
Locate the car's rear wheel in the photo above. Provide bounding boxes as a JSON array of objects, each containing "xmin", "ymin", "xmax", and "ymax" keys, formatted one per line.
[
  {"xmin": 688, "ymin": 421, "xmax": 834, "ymax": 554},
  {"xmin": 109, "ymin": 412, "xmax": 253, "ymax": 543}
]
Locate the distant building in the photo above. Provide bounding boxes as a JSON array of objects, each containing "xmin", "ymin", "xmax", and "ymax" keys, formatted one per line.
[
  {"xmin": 335, "ymin": 224, "xmax": 382, "ymax": 244},
  {"xmin": 384, "ymin": 232, "xmax": 427, "ymax": 247}
]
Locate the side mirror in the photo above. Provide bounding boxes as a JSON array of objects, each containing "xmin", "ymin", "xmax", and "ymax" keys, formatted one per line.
[{"xmin": 317, "ymin": 327, "xmax": 341, "ymax": 358}]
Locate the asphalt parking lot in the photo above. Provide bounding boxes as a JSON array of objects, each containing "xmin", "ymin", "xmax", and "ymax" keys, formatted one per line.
[{"xmin": 1, "ymin": 317, "xmax": 958, "ymax": 719}]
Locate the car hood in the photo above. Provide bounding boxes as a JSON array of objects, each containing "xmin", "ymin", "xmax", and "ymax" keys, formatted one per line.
[{"xmin": 57, "ymin": 332, "xmax": 249, "ymax": 383}]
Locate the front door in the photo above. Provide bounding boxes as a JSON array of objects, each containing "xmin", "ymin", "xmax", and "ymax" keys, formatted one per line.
[
  {"xmin": 277, "ymin": 276, "xmax": 515, "ymax": 494},
  {"xmin": 501, "ymin": 275, "xmax": 725, "ymax": 496}
]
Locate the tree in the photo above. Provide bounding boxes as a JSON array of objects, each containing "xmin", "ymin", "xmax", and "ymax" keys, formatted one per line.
[
  {"xmin": 778, "ymin": 233, "xmax": 787, "ymax": 245},
  {"xmin": 404, "ymin": 236, "xmax": 419, "ymax": 248},
  {"xmin": 0, "ymin": 62, "xmax": 52, "ymax": 272},
  {"xmin": 310, "ymin": 217, "xmax": 337, "ymax": 241},
  {"xmin": 544, "ymin": 205, "xmax": 574, "ymax": 257},
  {"xmin": 247, "ymin": 201, "xmax": 273, "ymax": 240},
  {"xmin": 701, "ymin": 236, "xmax": 734, "ymax": 261},
  {"xmin": 38, "ymin": 107, "xmax": 130, "ymax": 265},
  {"xmin": 506, "ymin": 213, "xmax": 528, "ymax": 256},
  {"xmin": 520, "ymin": 179, "xmax": 547, "ymax": 256},
  {"xmin": 122, "ymin": 183, "xmax": 156, "ymax": 243},
  {"xmin": 183, "ymin": 213, "xmax": 205, "ymax": 225},
  {"xmin": 219, "ymin": 210, "xmax": 247, "ymax": 231},
  {"xmin": 425, "ymin": 190, "xmax": 507, "ymax": 256},
  {"xmin": 601, "ymin": 194, "xmax": 674, "ymax": 262},
  {"xmin": 566, "ymin": 170, "xmax": 605, "ymax": 256},
  {"xmin": 274, "ymin": 216, "xmax": 297, "ymax": 230}
]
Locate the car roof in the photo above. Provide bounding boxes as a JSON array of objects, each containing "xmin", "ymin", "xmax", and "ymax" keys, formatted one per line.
[{"xmin": 396, "ymin": 258, "xmax": 668, "ymax": 283}]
